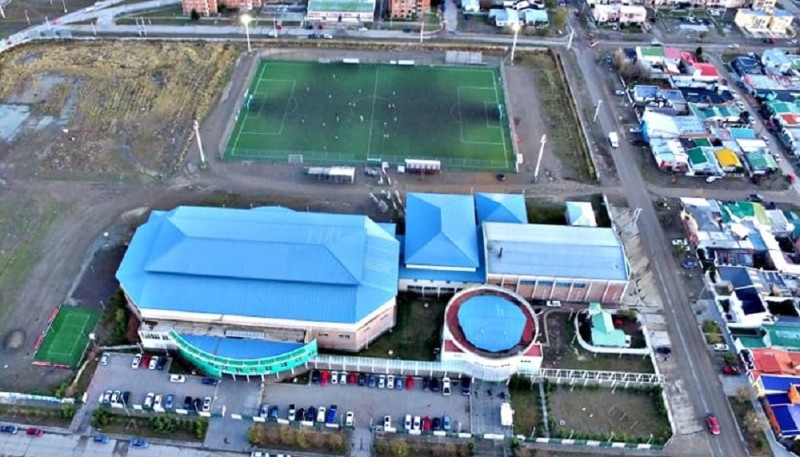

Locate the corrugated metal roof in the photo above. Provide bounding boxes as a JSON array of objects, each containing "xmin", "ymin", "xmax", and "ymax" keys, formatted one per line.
[
  {"xmin": 180, "ymin": 334, "xmax": 303, "ymax": 360},
  {"xmin": 483, "ymin": 223, "xmax": 629, "ymax": 281},
  {"xmin": 475, "ymin": 193, "xmax": 527, "ymax": 224},
  {"xmin": 404, "ymin": 193, "xmax": 480, "ymax": 269},
  {"xmin": 116, "ymin": 206, "xmax": 399, "ymax": 324},
  {"xmin": 565, "ymin": 202, "xmax": 597, "ymax": 227},
  {"xmin": 457, "ymin": 295, "xmax": 525, "ymax": 352}
]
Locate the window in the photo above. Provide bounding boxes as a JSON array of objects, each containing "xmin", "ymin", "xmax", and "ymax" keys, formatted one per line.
[
  {"xmin": 573, "ymin": 283, "xmax": 587, "ymax": 289},
  {"xmin": 338, "ymin": 334, "xmax": 351, "ymax": 339},
  {"xmin": 556, "ymin": 282, "xmax": 571, "ymax": 288},
  {"xmin": 538, "ymin": 281, "xmax": 553, "ymax": 287},
  {"xmin": 318, "ymin": 333, "xmax": 329, "ymax": 337}
]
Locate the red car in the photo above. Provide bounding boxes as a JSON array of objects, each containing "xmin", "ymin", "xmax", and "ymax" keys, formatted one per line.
[
  {"xmin": 722, "ymin": 364, "xmax": 741, "ymax": 375},
  {"xmin": 141, "ymin": 354, "xmax": 151, "ymax": 369},
  {"xmin": 705, "ymin": 414, "xmax": 721, "ymax": 435},
  {"xmin": 26, "ymin": 428, "xmax": 43, "ymax": 437},
  {"xmin": 422, "ymin": 416, "xmax": 432, "ymax": 431},
  {"xmin": 320, "ymin": 370, "xmax": 330, "ymax": 387},
  {"xmin": 405, "ymin": 376, "xmax": 415, "ymax": 390},
  {"xmin": 348, "ymin": 372, "xmax": 358, "ymax": 385}
]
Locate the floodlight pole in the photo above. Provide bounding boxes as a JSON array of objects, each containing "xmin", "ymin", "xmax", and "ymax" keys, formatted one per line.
[
  {"xmin": 194, "ymin": 120, "xmax": 207, "ymax": 166},
  {"xmin": 244, "ymin": 21, "xmax": 252, "ymax": 52},
  {"xmin": 419, "ymin": 15, "xmax": 424, "ymax": 43},
  {"xmin": 91, "ymin": 20, "xmax": 96, "ymax": 36},
  {"xmin": 0, "ymin": 4, "xmax": 5, "ymax": 19},
  {"xmin": 510, "ymin": 23, "xmax": 520, "ymax": 64},
  {"xmin": 533, "ymin": 134, "xmax": 547, "ymax": 182},
  {"xmin": 25, "ymin": 10, "xmax": 31, "ymax": 25},
  {"xmin": 61, "ymin": 0, "xmax": 67, "ymax": 13},
  {"xmin": 567, "ymin": 28, "xmax": 575, "ymax": 50}
]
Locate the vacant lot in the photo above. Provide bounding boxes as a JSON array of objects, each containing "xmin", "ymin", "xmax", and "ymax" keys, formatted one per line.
[
  {"xmin": 0, "ymin": 41, "xmax": 237, "ymax": 178},
  {"xmin": 509, "ymin": 378, "xmax": 543, "ymax": 437},
  {"xmin": 548, "ymin": 385, "xmax": 671, "ymax": 443},
  {"xmin": 542, "ymin": 311, "xmax": 654, "ymax": 373}
]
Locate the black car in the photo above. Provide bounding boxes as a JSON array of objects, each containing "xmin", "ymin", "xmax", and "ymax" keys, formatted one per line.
[
  {"xmin": 748, "ymin": 193, "xmax": 765, "ymax": 203},
  {"xmin": 305, "ymin": 406, "xmax": 316, "ymax": 422},
  {"xmin": 201, "ymin": 377, "xmax": 219, "ymax": 386},
  {"xmin": 296, "ymin": 408, "xmax": 305, "ymax": 421},
  {"xmin": 121, "ymin": 391, "xmax": 131, "ymax": 405},
  {"xmin": 430, "ymin": 378, "xmax": 440, "ymax": 392},
  {"xmin": 432, "ymin": 417, "xmax": 442, "ymax": 431},
  {"xmin": 461, "ymin": 378, "xmax": 471, "ymax": 396},
  {"xmin": 655, "ymin": 346, "xmax": 672, "ymax": 355},
  {"xmin": 358, "ymin": 372, "xmax": 367, "ymax": 386},
  {"xmin": 367, "ymin": 374, "xmax": 377, "ymax": 388},
  {"xmin": 156, "ymin": 357, "xmax": 167, "ymax": 371},
  {"xmin": 311, "ymin": 370, "xmax": 321, "ymax": 384},
  {"xmin": 183, "ymin": 396, "xmax": 193, "ymax": 409}
]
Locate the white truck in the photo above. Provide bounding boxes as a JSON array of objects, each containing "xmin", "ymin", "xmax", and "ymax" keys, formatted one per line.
[{"xmin": 608, "ymin": 131, "xmax": 619, "ymax": 148}]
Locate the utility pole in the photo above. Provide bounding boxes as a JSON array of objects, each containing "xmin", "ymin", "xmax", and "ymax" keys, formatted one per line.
[
  {"xmin": 533, "ymin": 134, "xmax": 547, "ymax": 182},
  {"xmin": 25, "ymin": 10, "xmax": 31, "ymax": 26},
  {"xmin": 61, "ymin": 0, "xmax": 67, "ymax": 13},
  {"xmin": 91, "ymin": 20, "xmax": 96, "ymax": 36},
  {"xmin": 0, "ymin": 4, "xmax": 5, "ymax": 19},
  {"xmin": 593, "ymin": 99, "xmax": 603, "ymax": 123},
  {"xmin": 419, "ymin": 15, "xmax": 424, "ymax": 43},
  {"xmin": 567, "ymin": 28, "xmax": 575, "ymax": 50},
  {"xmin": 194, "ymin": 120, "xmax": 207, "ymax": 167},
  {"xmin": 510, "ymin": 22, "xmax": 520, "ymax": 64}
]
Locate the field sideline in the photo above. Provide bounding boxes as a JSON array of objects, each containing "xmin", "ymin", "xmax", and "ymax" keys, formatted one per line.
[{"xmin": 224, "ymin": 60, "xmax": 515, "ymax": 171}]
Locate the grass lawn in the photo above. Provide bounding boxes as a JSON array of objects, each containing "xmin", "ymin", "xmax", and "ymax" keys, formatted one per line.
[
  {"xmin": 35, "ymin": 306, "xmax": 101, "ymax": 367},
  {"xmin": 0, "ymin": 404, "xmax": 74, "ymax": 428},
  {"xmin": 548, "ymin": 386, "xmax": 671, "ymax": 442},
  {"xmin": 355, "ymin": 295, "xmax": 446, "ymax": 361},
  {"xmin": 519, "ymin": 52, "xmax": 595, "ymax": 183},
  {"xmin": 542, "ymin": 312, "xmax": 654, "ymax": 373},
  {"xmin": 225, "ymin": 60, "xmax": 515, "ymax": 171},
  {"xmin": 729, "ymin": 398, "xmax": 772, "ymax": 457},
  {"xmin": 509, "ymin": 382, "xmax": 543, "ymax": 437}
]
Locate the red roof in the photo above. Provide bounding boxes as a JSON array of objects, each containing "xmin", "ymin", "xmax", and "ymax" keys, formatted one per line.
[
  {"xmin": 525, "ymin": 344, "xmax": 543, "ymax": 357},
  {"xmin": 679, "ymin": 51, "xmax": 696, "ymax": 63},
  {"xmin": 694, "ymin": 63, "xmax": 719, "ymax": 78},
  {"xmin": 780, "ymin": 113, "xmax": 800, "ymax": 126},
  {"xmin": 751, "ymin": 348, "xmax": 800, "ymax": 379},
  {"xmin": 443, "ymin": 339, "xmax": 463, "ymax": 353}
]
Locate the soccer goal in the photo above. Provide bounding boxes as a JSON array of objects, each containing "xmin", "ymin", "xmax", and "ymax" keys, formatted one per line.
[{"xmin": 288, "ymin": 154, "xmax": 304, "ymax": 164}]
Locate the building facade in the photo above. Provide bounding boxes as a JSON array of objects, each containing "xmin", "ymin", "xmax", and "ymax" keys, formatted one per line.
[
  {"xmin": 181, "ymin": 0, "xmax": 263, "ymax": 16},
  {"xmin": 389, "ymin": 0, "xmax": 430, "ymax": 19}
]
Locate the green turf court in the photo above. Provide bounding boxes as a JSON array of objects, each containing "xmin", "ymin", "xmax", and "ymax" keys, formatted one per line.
[
  {"xmin": 224, "ymin": 60, "xmax": 515, "ymax": 171},
  {"xmin": 34, "ymin": 306, "xmax": 100, "ymax": 367}
]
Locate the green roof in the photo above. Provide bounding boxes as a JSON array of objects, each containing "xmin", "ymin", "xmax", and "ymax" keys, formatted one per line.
[
  {"xmin": 764, "ymin": 322, "xmax": 800, "ymax": 351},
  {"xmin": 639, "ymin": 46, "xmax": 665, "ymax": 58},
  {"xmin": 687, "ymin": 147, "xmax": 709, "ymax": 166},
  {"xmin": 737, "ymin": 335, "xmax": 767, "ymax": 349},
  {"xmin": 745, "ymin": 151, "xmax": 769, "ymax": 170},
  {"xmin": 693, "ymin": 138, "xmax": 712, "ymax": 147},
  {"xmin": 589, "ymin": 303, "xmax": 627, "ymax": 347},
  {"xmin": 719, "ymin": 201, "xmax": 769, "ymax": 225},
  {"xmin": 307, "ymin": 0, "xmax": 375, "ymax": 12},
  {"xmin": 765, "ymin": 153, "xmax": 778, "ymax": 169},
  {"xmin": 767, "ymin": 100, "xmax": 800, "ymax": 115}
]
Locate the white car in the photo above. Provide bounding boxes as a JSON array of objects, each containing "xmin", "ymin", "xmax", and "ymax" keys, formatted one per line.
[
  {"xmin": 110, "ymin": 391, "xmax": 120, "ymax": 404},
  {"xmin": 378, "ymin": 375, "xmax": 386, "ymax": 389},
  {"xmin": 317, "ymin": 406, "xmax": 327, "ymax": 423},
  {"xmin": 288, "ymin": 404, "xmax": 296, "ymax": 421},
  {"xmin": 266, "ymin": 30, "xmax": 278, "ymax": 38},
  {"xmin": 100, "ymin": 353, "xmax": 109, "ymax": 366},
  {"xmin": 169, "ymin": 374, "xmax": 186, "ymax": 383},
  {"xmin": 148, "ymin": 356, "xmax": 159, "ymax": 370},
  {"xmin": 442, "ymin": 377, "xmax": 451, "ymax": 396},
  {"xmin": 339, "ymin": 371, "xmax": 347, "ymax": 385},
  {"xmin": 387, "ymin": 375, "xmax": 395, "ymax": 390},
  {"xmin": 413, "ymin": 415, "xmax": 421, "ymax": 431},
  {"xmin": 154, "ymin": 394, "xmax": 163, "ymax": 409},
  {"xmin": 383, "ymin": 415, "xmax": 392, "ymax": 429},
  {"xmin": 323, "ymin": 33, "xmax": 333, "ymax": 39},
  {"xmin": 727, "ymin": 43, "xmax": 740, "ymax": 48},
  {"xmin": 713, "ymin": 343, "xmax": 729, "ymax": 352},
  {"xmin": 671, "ymin": 239, "xmax": 688, "ymax": 247},
  {"xmin": 545, "ymin": 300, "xmax": 562, "ymax": 308},
  {"xmin": 331, "ymin": 371, "xmax": 339, "ymax": 385},
  {"xmin": 131, "ymin": 354, "xmax": 142, "ymax": 369},
  {"xmin": 404, "ymin": 414, "xmax": 412, "ymax": 430},
  {"xmin": 345, "ymin": 411, "xmax": 355, "ymax": 427},
  {"xmin": 202, "ymin": 396, "xmax": 212, "ymax": 412},
  {"xmin": 143, "ymin": 392, "xmax": 155, "ymax": 409}
]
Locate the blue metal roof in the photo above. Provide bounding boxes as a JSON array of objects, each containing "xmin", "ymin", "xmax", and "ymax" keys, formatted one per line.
[
  {"xmin": 180, "ymin": 334, "xmax": 303, "ymax": 360},
  {"xmin": 457, "ymin": 295, "xmax": 525, "ymax": 352},
  {"xmin": 116, "ymin": 206, "xmax": 399, "ymax": 324},
  {"xmin": 760, "ymin": 374, "xmax": 800, "ymax": 393},
  {"xmin": 404, "ymin": 193, "xmax": 479, "ymax": 269},
  {"xmin": 475, "ymin": 193, "xmax": 527, "ymax": 225},
  {"xmin": 771, "ymin": 405, "xmax": 800, "ymax": 436}
]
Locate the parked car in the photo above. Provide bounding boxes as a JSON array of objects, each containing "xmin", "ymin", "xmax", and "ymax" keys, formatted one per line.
[
  {"xmin": 339, "ymin": 372, "xmax": 347, "ymax": 385},
  {"xmin": 348, "ymin": 372, "xmax": 358, "ymax": 385},
  {"xmin": 202, "ymin": 396, "xmax": 212, "ymax": 412},
  {"xmin": 722, "ymin": 364, "xmax": 741, "ymax": 375},
  {"xmin": 748, "ymin": 193, "xmax": 765, "ymax": 203},
  {"xmin": 713, "ymin": 343, "xmax": 729, "ymax": 352},
  {"xmin": 93, "ymin": 435, "xmax": 109, "ymax": 444},
  {"xmin": 326, "ymin": 405, "xmax": 338, "ymax": 424},
  {"xmin": 321, "ymin": 370, "xmax": 330, "ymax": 387},
  {"xmin": 422, "ymin": 377, "xmax": 430, "ymax": 391},
  {"xmin": 404, "ymin": 414, "xmax": 412, "ymax": 430},
  {"xmin": 131, "ymin": 354, "xmax": 142, "ymax": 369},
  {"xmin": 430, "ymin": 378, "xmax": 440, "ymax": 392},
  {"xmin": 121, "ymin": 391, "xmax": 131, "ymax": 405},
  {"xmin": 406, "ymin": 376, "xmax": 415, "ymax": 390},
  {"xmin": 183, "ymin": 396, "xmax": 193, "ymax": 409},
  {"xmin": 461, "ymin": 378, "xmax": 471, "ymax": 396},
  {"xmin": 322, "ymin": 33, "xmax": 333, "ymax": 39},
  {"xmin": 422, "ymin": 416, "xmax": 432, "ymax": 431},
  {"xmin": 143, "ymin": 392, "xmax": 155, "ymax": 409},
  {"xmin": 545, "ymin": 300, "xmax": 562, "ymax": 308},
  {"xmin": 311, "ymin": 370, "xmax": 321, "ymax": 384},
  {"xmin": 413, "ymin": 415, "xmax": 421, "ymax": 431},
  {"xmin": 201, "ymin": 377, "xmax": 219, "ymax": 386},
  {"xmin": 156, "ymin": 357, "xmax": 167, "ymax": 371},
  {"xmin": 395, "ymin": 377, "xmax": 404, "ymax": 390},
  {"xmin": 165, "ymin": 394, "xmax": 175, "ymax": 410},
  {"xmin": 193, "ymin": 398, "xmax": 202, "ymax": 411},
  {"xmin": 305, "ymin": 407, "xmax": 316, "ymax": 422},
  {"xmin": 296, "ymin": 408, "xmax": 305, "ymax": 422},
  {"xmin": 26, "ymin": 428, "xmax": 44, "ymax": 437},
  {"xmin": 387, "ymin": 375, "xmax": 395, "ymax": 390},
  {"xmin": 671, "ymin": 238, "xmax": 688, "ymax": 246},
  {"xmin": 331, "ymin": 371, "xmax": 339, "ymax": 385},
  {"xmin": 100, "ymin": 353, "xmax": 109, "ymax": 366},
  {"xmin": 0, "ymin": 425, "xmax": 18, "ymax": 434},
  {"xmin": 443, "ymin": 414, "xmax": 451, "ymax": 431},
  {"xmin": 442, "ymin": 377, "xmax": 451, "ymax": 396},
  {"xmin": 258, "ymin": 403, "xmax": 269, "ymax": 418},
  {"xmin": 358, "ymin": 373, "xmax": 367, "ymax": 386},
  {"xmin": 269, "ymin": 405, "xmax": 279, "ymax": 420},
  {"xmin": 288, "ymin": 404, "xmax": 296, "ymax": 421},
  {"xmin": 153, "ymin": 394, "xmax": 163, "ymax": 409},
  {"xmin": 316, "ymin": 406, "xmax": 327, "ymax": 423},
  {"xmin": 432, "ymin": 417, "xmax": 442, "ymax": 431},
  {"xmin": 705, "ymin": 414, "xmax": 721, "ymax": 435},
  {"xmin": 130, "ymin": 438, "xmax": 150, "ymax": 448},
  {"xmin": 654, "ymin": 346, "xmax": 672, "ymax": 355},
  {"xmin": 148, "ymin": 356, "xmax": 159, "ymax": 370},
  {"xmin": 378, "ymin": 375, "xmax": 386, "ymax": 389},
  {"xmin": 345, "ymin": 411, "xmax": 355, "ymax": 427},
  {"xmin": 170, "ymin": 374, "xmax": 186, "ymax": 383},
  {"xmin": 383, "ymin": 415, "xmax": 392, "ymax": 429},
  {"xmin": 101, "ymin": 390, "xmax": 112, "ymax": 404}
]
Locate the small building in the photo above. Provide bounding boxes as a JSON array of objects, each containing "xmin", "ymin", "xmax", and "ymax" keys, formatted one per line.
[
  {"xmin": 565, "ymin": 201, "xmax": 597, "ymax": 227},
  {"xmin": 588, "ymin": 302, "xmax": 627, "ymax": 347},
  {"xmin": 489, "ymin": 8, "xmax": 521, "ymax": 27},
  {"xmin": 306, "ymin": 0, "xmax": 376, "ymax": 23},
  {"xmin": 389, "ymin": 0, "xmax": 430, "ymax": 20},
  {"xmin": 763, "ymin": 49, "xmax": 793, "ymax": 75},
  {"xmin": 592, "ymin": 4, "xmax": 619, "ymax": 23},
  {"xmin": 181, "ymin": 0, "xmax": 264, "ymax": 16},
  {"xmin": 649, "ymin": 138, "xmax": 689, "ymax": 172},
  {"xmin": 714, "ymin": 148, "xmax": 744, "ymax": 173},
  {"xmin": 641, "ymin": 111, "xmax": 707, "ymax": 140},
  {"xmin": 735, "ymin": 8, "xmax": 793, "ymax": 35},
  {"xmin": 619, "ymin": 5, "xmax": 647, "ymax": 24},
  {"xmin": 749, "ymin": 348, "xmax": 800, "ymax": 380},
  {"xmin": 521, "ymin": 8, "xmax": 548, "ymax": 26}
]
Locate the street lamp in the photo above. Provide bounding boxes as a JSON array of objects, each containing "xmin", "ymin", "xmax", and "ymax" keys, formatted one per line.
[
  {"xmin": 241, "ymin": 13, "xmax": 253, "ymax": 53},
  {"xmin": 510, "ymin": 22, "xmax": 521, "ymax": 64}
]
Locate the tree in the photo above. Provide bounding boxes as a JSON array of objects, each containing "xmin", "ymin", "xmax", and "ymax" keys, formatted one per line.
[
  {"xmin": 190, "ymin": 8, "xmax": 200, "ymax": 21},
  {"xmin": 390, "ymin": 439, "xmax": 410, "ymax": 457},
  {"xmin": 552, "ymin": 7, "xmax": 567, "ymax": 30},
  {"xmin": 247, "ymin": 425, "xmax": 266, "ymax": 446},
  {"xmin": 695, "ymin": 46, "xmax": 703, "ymax": 58},
  {"xmin": 217, "ymin": 2, "xmax": 227, "ymax": 13},
  {"xmin": 612, "ymin": 48, "xmax": 650, "ymax": 82},
  {"xmin": 743, "ymin": 409, "xmax": 768, "ymax": 436},
  {"xmin": 735, "ymin": 385, "xmax": 756, "ymax": 403},
  {"xmin": 90, "ymin": 409, "xmax": 113, "ymax": 429}
]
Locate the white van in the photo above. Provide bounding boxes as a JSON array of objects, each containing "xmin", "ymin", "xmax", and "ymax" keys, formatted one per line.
[{"xmin": 608, "ymin": 132, "xmax": 619, "ymax": 148}]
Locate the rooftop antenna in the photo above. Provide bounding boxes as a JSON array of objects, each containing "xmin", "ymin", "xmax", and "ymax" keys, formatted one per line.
[{"xmin": 498, "ymin": 247, "xmax": 504, "ymax": 258}]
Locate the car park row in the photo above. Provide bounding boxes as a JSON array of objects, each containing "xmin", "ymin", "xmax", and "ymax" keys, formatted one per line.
[{"xmin": 309, "ymin": 369, "xmax": 469, "ymax": 396}]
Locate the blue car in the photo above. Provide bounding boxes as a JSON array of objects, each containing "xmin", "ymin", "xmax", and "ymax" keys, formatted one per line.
[
  {"xmin": 93, "ymin": 435, "xmax": 109, "ymax": 444},
  {"xmin": 164, "ymin": 394, "xmax": 174, "ymax": 410},
  {"xmin": 443, "ymin": 415, "xmax": 451, "ymax": 431},
  {"xmin": 367, "ymin": 374, "xmax": 377, "ymax": 388},
  {"xmin": 0, "ymin": 425, "xmax": 17, "ymax": 434},
  {"xmin": 201, "ymin": 377, "xmax": 219, "ymax": 386},
  {"xmin": 268, "ymin": 406, "xmax": 279, "ymax": 420},
  {"xmin": 130, "ymin": 438, "xmax": 149, "ymax": 448},
  {"xmin": 326, "ymin": 405, "xmax": 338, "ymax": 424}
]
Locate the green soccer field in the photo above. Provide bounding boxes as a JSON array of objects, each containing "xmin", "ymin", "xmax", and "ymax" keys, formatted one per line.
[
  {"xmin": 224, "ymin": 60, "xmax": 515, "ymax": 171},
  {"xmin": 34, "ymin": 306, "xmax": 100, "ymax": 367}
]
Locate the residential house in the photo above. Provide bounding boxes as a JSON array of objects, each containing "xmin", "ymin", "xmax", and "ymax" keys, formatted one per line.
[
  {"xmin": 390, "ymin": 0, "xmax": 430, "ymax": 20},
  {"xmin": 463, "ymin": 0, "xmax": 480, "ymax": 12},
  {"xmin": 751, "ymin": 0, "xmax": 777, "ymax": 11},
  {"xmin": 710, "ymin": 265, "xmax": 795, "ymax": 327},
  {"xmin": 521, "ymin": 8, "xmax": 548, "ymax": 25},
  {"xmin": 489, "ymin": 8, "xmax": 521, "ymax": 26},
  {"xmin": 619, "ymin": 5, "xmax": 647, "ymax": 24},
  {"xmin": 588, "ymin": 303, "xmax": 627, "ymax": 347},
  {"xmin": 735, "ymin": 8, "xmax": 794, "ymax": 35},
  {"xmin": 591, "ymin": 4, "xmax": 619, "ymax": 23},
  {"xmin": 649, "ymin": 138, "xmax": 689, "ymax": 172},
  {"xmin": 763, "ymin": 49, "xmax": 793, "ymax": 75},
  {"xmin": 754, "ymin": 375, "xmax": 800, "ymax": 439}
]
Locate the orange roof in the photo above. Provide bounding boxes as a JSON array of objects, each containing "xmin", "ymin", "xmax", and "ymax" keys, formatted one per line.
[
  {"xmin": 752, "ymin": 348, "xmax": 800, "ymax": 378},
  {"xmin": 780, "ymin": 113, "xmax": 800, "ymax": 126}
]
